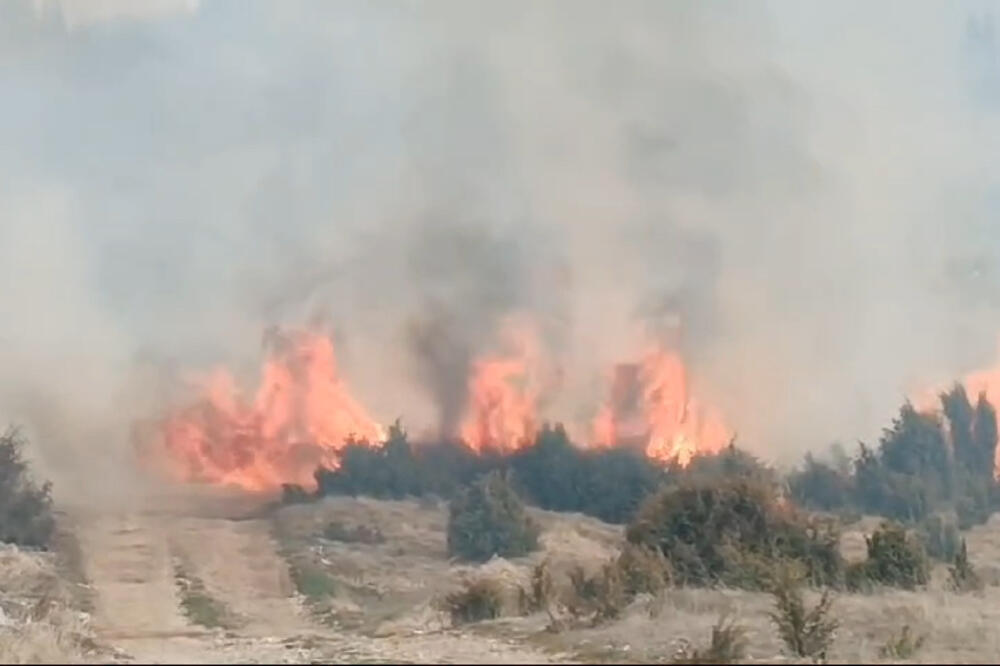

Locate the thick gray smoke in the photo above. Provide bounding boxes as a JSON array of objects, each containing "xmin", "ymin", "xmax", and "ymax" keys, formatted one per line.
[{"xmin": 4, "ymin": 0, "xmax": 1000, "ymax": 499}]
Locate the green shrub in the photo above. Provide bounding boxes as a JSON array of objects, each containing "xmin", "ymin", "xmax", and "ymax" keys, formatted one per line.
[
  {"xmin": 615, "ymin": 542, "xmax": 671, "ymax": 597},
  {"xmin": 949, "ymin": 539, "xmax": 982, "ymax": 592},
  {"xmin": 447, "ymin": 471, "xmax": 540, "ymax": 562},
  {"xmin": 919, "ymin": 512, "xmax": 960, "ymax": 561},
  {"xmin": 0, "ymin": 427, "xmax": 55, "ymax": 549},
  {"xmin": 312, "ymin": 422, "xmax": 664, "ymax": 524},
  {"xmin": 768, "ymin": 563, "xmax": 837, "ymax": 660},
  {"xmin": 681, "ymin": 441, "xmax": 777, "ymax": 489},
  {"xmin": 845, "ymin": 392, "xmax": 999, "ymax": 528},
  {"xmin": 509, "ymin": 424, "xmax": 663, "ymax": 524},
  {"xmin": 443, "ymin": 578, "xmax": 504, "ymax": 625},
  {"xmin": 626, "ymin": 478, "xmax": 843, "ymax": 589},
  {"xmin": 787, "ymin": 453, "xmax": 851, "ymax": 512},
  {"xmin": 847, "ymin": 523, "xmax": 929, "ymax": 591},
  {"xmin": 566, "ymin": 562, "xmax": 628, "ymax": 624}
]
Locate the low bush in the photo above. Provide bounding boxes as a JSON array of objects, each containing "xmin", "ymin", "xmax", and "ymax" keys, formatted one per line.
[
  {"xmin": 321, "ymin": 521, "xmax": 385, "ymax": 545},
  {"xmin": 615, "ymin": 542, "xmax": 671, "ymax": 597},
  {"xmin": 447, "ymin": 471, "xmax": 540, "ymax": 562},
  {"xmin": 768, "ymin": 563, "xmax": 837, "ymax": 660},
  {"xmin": 0, "ymin": 428, "xmax": 55, "ymax": 549},
  {"xmin": 672, "ymin": 615, "xmax": 749, "ymax": 665},
  {"xmin": 566, "ymin": 562, "xmax": 628, "ymax": 624},
  {"xmin": 949, "ymin": 539, "xmax": 982, "ymax": 592},
  {"xmin": 681, "ymin": 441, "xmax": 778, "ymax": 490},
  {"xmin": 787, "ymin": 452, "xmax": 852, "ymax": 513},
  {"xmin": 443, "ymin": 578, "xmax": 504, "ymax": 625},
  {"xmin": 626, "ymin": 478, "xmax": 843, "ymax": 589},
  {"xmin": 918, "ymin": 511, "xmax": 961, "ymax": 561},
  {"xmin": 879, "ymin": 625, "xmax": 926, "ymax": 659},
  {"xmin": 847, "ymin": 523, "xmax": 929, "ymax": 591}
]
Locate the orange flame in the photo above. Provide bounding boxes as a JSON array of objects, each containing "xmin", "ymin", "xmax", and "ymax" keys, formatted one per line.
[
  {"xmin": 156, "ymin": 328, "xmax": 384, "ymax": 492},
  {"xmin": 459, "ymin": 318, "xmax": 547, "ymax": 454},
  {"xmin": 593, "ymin": 344, "xmax": 730, "ymax": 466}
]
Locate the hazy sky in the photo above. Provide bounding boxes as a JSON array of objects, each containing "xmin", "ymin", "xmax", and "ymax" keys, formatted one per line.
[{"xmin": 4, "ymin": 0, "xmax": 1000, "ymax": 494}]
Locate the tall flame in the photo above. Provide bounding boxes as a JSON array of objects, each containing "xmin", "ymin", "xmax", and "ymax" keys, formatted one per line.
[
  {"xmin": 459, "ymin": 318, "xmax": 547, "ymax": 454},
  {"xmin": 593, "ymin": 344, "xmax": 730, "ymax": 466},
  {"xmin": 156, "ymin": 328, "xmax": 384, "ymax": 492}
]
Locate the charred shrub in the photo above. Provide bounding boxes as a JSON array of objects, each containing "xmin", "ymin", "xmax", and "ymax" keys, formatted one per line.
[
  {"xmin": 447, "ymin": 471, "xmax": 540, "ymax": 562},
  {"xmin": 0, "ymin": 427, "xmax": 55, "ymax": 549},
  {"xmin": 847, "ymin": 522, "xmax": 929, "ymax": 591},
  {"xmin": 626, "ymin": 478, "xmax": 842, "ymax": 589}
]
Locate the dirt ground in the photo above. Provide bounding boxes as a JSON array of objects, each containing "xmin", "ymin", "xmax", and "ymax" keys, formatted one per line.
[{"xmin": 8, "ymin": 490, "xmax": 1000, "ymax": 664}]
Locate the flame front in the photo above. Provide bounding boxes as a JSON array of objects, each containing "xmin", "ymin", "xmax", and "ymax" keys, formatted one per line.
[
  {"xmin": 157, "ymin": 329, "xmax": 384, "ymax": 492},
  {"xmin": 459, "ymin": 318, "xmax": 546, "ymax": 454},
  {"xmin": 592, "ymin": 344, "xmax": 730, "ymax": 466}
]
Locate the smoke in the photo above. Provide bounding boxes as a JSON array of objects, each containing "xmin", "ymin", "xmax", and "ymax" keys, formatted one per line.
[{"xmin": 3, "ymin": 0, "xmax": 1000, "ymax": 499}]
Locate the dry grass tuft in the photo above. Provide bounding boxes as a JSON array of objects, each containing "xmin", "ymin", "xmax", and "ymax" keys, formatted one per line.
[
  {"xmin": 672, "ymin": 614, "xmax": 749, "ymax": 664},
  {"xmin": 879, "ymin": 624, "xmax": 926, "ymax": 659}
]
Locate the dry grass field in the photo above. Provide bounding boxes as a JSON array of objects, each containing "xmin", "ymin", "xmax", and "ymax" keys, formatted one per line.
[{"xmin": 6, "ymin": 492, "xmax": 1000, "ymax": 663}]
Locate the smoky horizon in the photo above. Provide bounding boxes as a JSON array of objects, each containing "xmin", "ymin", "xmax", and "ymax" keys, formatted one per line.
[{"xmin": 4, "ymin": 0, "xmax": 1000, "ymax": 500}]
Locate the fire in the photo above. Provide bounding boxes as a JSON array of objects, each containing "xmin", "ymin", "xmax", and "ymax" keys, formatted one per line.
[
  {"xmin": 592, "ymin": 344, "xmax": 730, "ymax": 466},
  {"xmin": 459, "ymin": 318, "xmax": 546, "ymax": 454},
  {"xmin": 156, "ymin": 328, "xmax": 384, "ymax": 492},
  {"xmin": 147, "ymin": 318, "xmax": 733, "ymax": 492}
]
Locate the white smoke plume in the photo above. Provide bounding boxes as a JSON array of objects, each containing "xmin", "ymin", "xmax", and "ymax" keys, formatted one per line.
[{"xmin": 3, "ymin": 0, "xmax": 1000, "ymax": 499}]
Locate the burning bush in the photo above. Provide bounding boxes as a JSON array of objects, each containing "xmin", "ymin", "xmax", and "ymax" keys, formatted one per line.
[
  {"xmin": 625, "ymin": 477, "xmax": 842, "ymax": 589},
  {"xmin": 0, "ymin": 428, "xmax": 55, "ymax": 549},
  {"xmin": 447, "ymin": 471, "xmax": 540, "ymax": 562}
]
